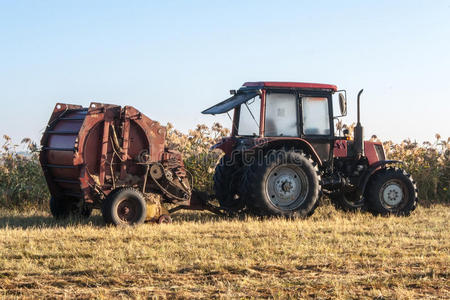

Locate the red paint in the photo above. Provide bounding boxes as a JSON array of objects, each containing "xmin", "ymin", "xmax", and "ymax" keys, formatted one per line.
[
  {"xmin": 211, "ymin": 137, "xmax": 235, "ymax": 156},
  {"xmin": 99, "ymin": 119, "xmax": 111, "ymax": 185},
  {"xmin": 119, "ymin": 108, "xmax": 130, "ymax": 179},
  {"xmin": 211, "ymin": 136, "xmax": 322, "ymax": 165},
  {"xmin": 251, "ymin": 137, "xmax": 323, "ymax": 166},
  {"xmin": 364, "ymin": 141, "xmax": 382, "ymax": 165},
  {"xmin": 243, "ymin": 81, "xmax": 337, "ymax": 91},
  {"xmin": 333, "ymin": 140, "xmax": 348, "ymax": 157},
  {"xmin": 259, "ymin": 90, "xmax": 266, "ymax": 137}
]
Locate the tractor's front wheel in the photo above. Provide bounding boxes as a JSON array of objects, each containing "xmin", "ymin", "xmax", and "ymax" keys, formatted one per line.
[
  {"xmin": 366, "ymin": 168, "xmax": 418, "ymax": 216},
  {"xmin": 241, "ymin": 150, "xmax": 321, "ymax": 218}
]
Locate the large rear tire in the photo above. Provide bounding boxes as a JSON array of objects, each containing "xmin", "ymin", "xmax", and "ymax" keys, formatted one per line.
[
  {"xmin": 241, "ymin": 150, "xmax": 321, "ymax": 218},
  {"xmin": 365, "ymin": 168, "xmax": 418, "ymax": 216},
  {"xmin": 213, "ymin": 156, "xmax": 244, "ymax": 212},
  {"xmin": 102, "ymin": 187, "xmax": 147, "ymax": 225}
]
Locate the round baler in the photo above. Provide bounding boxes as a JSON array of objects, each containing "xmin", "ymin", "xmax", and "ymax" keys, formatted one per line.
[{"xmin": 40, "ymin": 102, "xmax": 209, "ymax": 225}]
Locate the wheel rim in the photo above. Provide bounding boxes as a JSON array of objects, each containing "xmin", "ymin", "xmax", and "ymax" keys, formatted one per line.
[
  {"xmin": 117, "ymin": 198, "xmax": 139, "ymax": 223},
  {"xmin": 266, "ymin": 165, "xmax": 309, "ymax": 210},
  {"xmin": 158, "ymin": 215, "xmax": 172, "ymax": 224},
  {"xmin": 380, "ymin": 179, "xmax": 405, "ymax": 208}
]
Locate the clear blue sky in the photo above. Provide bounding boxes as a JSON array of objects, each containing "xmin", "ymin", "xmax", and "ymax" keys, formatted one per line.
[{"xmin": 1, "ymin": 0, "xmax": 449, "ymax": 145}]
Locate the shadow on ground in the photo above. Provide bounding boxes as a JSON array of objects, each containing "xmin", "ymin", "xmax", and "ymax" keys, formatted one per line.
[
  {"xmin": 2, "ymin": 202, "xmax": 445, "ymax": 229},
  {"xmin": 171, "ymin": 210, "xmax": 248, "ymax": 223},
  {"xmin": 0, "ymin": 214, "xmax": 105, "ymax": 229},
  {"xmin": 0, "ymin": 209, "xmax": 241, "ymax": 229}
]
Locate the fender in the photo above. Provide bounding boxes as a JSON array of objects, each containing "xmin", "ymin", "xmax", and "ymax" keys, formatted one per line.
[
  {"xmin": 248, "ymin": 137, "xmax": 323, "ymax": 166},
  {"xmin": 359, "ymin": 160, "xmax": 404, "ymax": 195},
  {"xmin": 211, "ymin": 137, "xmax": 323, "ymax": 166},
  {"xmin": 210, "ymin": 137, "xmax": 236, "ymax": 156}
]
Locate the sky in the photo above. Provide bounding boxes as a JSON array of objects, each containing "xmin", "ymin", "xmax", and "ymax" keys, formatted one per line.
[{"xmin": 1, "ymin": 0, "xmax": 449, "ymax": 147}]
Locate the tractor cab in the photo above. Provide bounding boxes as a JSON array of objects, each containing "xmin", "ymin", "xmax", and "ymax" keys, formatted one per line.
[{"xmin": 202, "ymin": 81, "xmax": 342, "ymax": 163}]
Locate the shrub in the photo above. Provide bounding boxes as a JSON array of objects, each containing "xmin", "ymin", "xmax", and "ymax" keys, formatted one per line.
[
  {"xmin": 0, "ymin": 135, "xmax": 49, "ymax": 209},
  {"xmin": 381, "ymin": 135, "xmax": 449, "ymax": 203},
  {"xmin": 166, "ymin": 123, "xmax": 229, "ymax": 194}
]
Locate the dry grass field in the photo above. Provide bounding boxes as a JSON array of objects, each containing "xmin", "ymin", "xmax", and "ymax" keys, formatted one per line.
[{"xmin": 0, "ymin": 203, "xmax": 449, "ymax": 299}]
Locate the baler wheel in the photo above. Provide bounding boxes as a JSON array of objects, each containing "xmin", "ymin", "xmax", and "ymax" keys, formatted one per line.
[
  {"xmin": 158, "ymin": 214, "xmax": 172, "ymax": 224},
  {"xmin": 102, "ymin": 188, "xmax": 147, "ymax": 225},
  {"xmin": 50, "ymin": 196, "xmax": 91, "ymax": 219},
  {"xmin": 50, "ymin": 196, "xmax": 71, "ymax": 219}
]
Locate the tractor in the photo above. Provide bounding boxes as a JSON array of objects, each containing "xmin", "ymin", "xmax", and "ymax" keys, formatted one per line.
[{"xmin": 202, "ymin": 81, "xmax": 418, "ymax": 217}]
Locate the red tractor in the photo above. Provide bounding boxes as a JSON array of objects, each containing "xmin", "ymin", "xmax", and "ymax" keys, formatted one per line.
[{"xmin": 202, "ymin": 82, "xmax": 418, "ymax": 217}]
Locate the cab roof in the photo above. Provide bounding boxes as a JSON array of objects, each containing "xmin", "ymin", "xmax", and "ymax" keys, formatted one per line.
[
  {"xmin": 243, "ymin": 81, "xmax": 337, "ymax": 92},
  {"xmin": 201, "ymin": 81, "xmax": 338, "ymax": 115}
]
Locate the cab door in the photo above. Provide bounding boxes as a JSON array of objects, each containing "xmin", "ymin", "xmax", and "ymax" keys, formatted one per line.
[{"xmin": 299, "ymin": 94, "xmax": 334, "ymax": 162}]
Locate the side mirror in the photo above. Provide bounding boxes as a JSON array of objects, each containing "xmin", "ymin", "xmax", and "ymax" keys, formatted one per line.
[{"xmin": 339, "ymin": 93, "xmax": 347, "ymax": 116}]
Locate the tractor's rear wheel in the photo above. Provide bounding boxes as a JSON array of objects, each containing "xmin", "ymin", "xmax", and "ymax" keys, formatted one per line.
[
  {"xmin": 366, "ymin": 168, "xmax": 418, "ymax": 216},
  {"xmin": 329, "ymin": 191, "xmax": 365, "ymax": 212},
  {"xmin": 102, "ymin": 187, "xmax": 147, "ymax": 225},
  {"xmin": 241, "ymin": 150, "xmax": 321, "ymax": 218},
  {"xmin": 213, "ymin": 156, "xmax": 244, "ymax": 212}
]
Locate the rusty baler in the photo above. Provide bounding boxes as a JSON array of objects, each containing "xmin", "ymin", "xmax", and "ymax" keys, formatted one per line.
[{"xmin": 40, "ymin": 102, "xmax": 216, "ymax": 225}]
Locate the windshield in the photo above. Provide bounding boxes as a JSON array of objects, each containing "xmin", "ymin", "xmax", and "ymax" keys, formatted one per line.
[{"xmin": 237, "ymin": 96, "xmax": 261, "ymax": 136}]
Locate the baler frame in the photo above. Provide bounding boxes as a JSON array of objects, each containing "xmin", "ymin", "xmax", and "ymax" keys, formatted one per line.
[{"xmin": 40, "ymin": 102, "xmax": 224, "ymax": 224}]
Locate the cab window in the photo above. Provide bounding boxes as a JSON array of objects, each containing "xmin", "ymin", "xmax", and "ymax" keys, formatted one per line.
[
  {"xmin": 237, "ymin": 96, "xmax": 261, "ymax": 136},
  {"xmin": 264, "ymin": 93, "xmax": 298, "ymax": 136},
  {"xmin": 301, "ymin": 97, "xmax": 330, "ymax": 135}
]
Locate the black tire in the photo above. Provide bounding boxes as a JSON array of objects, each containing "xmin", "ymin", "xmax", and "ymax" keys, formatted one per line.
[
  {"xmin": 213, "ymin": 156, "xmax": 244, "ymax": 211},
  {"xmin": 101, "ymin": 188, "xmax": 121, "ymax": 224},
  {"xmin": 329, "ymin": 191, "xmax": 365, "ymax": 212},
  {"xmin": 50, "ymin": 196, "xmax": 91, "ymax": 219},
  {"xmin": 102, "ymin": 187, "xmax": 147, "ymax": 225},
  {"xmin": 79, "ymin": 205, "xmax": 93, "ymax": 218},
  {"xmin": 240, "ymin": 149, "xmax": 321, "ymax": 218},
  {"xmin": 365, "ymin": 167, "xmax": 418, "ymax": 216},
  {"xmin": 50, "ymin": 196, "xmax": 71, "ymax": 219}
]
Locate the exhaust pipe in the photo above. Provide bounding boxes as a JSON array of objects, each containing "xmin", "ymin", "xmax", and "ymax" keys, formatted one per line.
[{"xmin": 354, "ymin": 89, "xmax": 364, "ymax": 158}]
